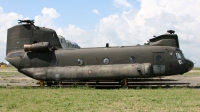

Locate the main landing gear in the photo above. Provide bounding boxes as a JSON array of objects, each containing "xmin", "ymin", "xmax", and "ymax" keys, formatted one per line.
[
  {"xmin": 40, "ymin": 79, "xmax": 129, "ymax": 88},
  {"xmin": 39, "ymin": 81, "xmax": 58, "ymax": 87},
  {"xmin": 39, "ymin": 80, "xmax": 45, "ymax": 86},
  {"xmin": 120, "ymin": 79, "xmax": 128, "ymax": 89}
]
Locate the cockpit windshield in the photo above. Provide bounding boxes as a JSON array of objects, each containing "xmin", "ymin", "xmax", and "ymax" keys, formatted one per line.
[{"xmin": 180, "ymin": 51, "xmax": 185, "ymax": 58}]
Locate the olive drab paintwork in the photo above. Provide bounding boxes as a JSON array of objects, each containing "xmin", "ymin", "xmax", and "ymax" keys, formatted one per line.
[{"xmin": 5, "ymin": 20, "xmax": 194, "ymax": 87}]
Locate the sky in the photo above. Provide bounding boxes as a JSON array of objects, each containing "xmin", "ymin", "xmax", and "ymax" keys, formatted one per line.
[{"xmin": 0, "ymin": 0, "xmax": 199, "ymax": 66}]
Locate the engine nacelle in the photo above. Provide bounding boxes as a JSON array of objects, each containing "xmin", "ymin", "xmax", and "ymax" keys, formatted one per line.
[{"xmin": 24, "ymin": 42, "xmax": 50, "ymax": 52}]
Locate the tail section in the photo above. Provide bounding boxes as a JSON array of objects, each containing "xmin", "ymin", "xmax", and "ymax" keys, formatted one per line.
[{"xmin": 6, "ymin": 20, "xmax": 62, "ymax": 55}]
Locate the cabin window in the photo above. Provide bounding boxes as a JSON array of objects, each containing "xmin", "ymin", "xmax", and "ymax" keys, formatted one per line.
[
  {"xmin": 103, "ymin": 58, "xmax": 109, "ymax": 64},
  {"xmin": 77, "ymin": 59, "xmax": 83, "ymax": 65},
  {"xmin": 130, "ymin": 56, "xmax": 136, "ymax": 63},
  {"xmin": 156, "ymin": 55, "xmax": 162, "ymax": 62}
]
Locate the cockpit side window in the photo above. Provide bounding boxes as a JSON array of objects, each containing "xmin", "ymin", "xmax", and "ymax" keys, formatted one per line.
[
  {"xmin": 175, "ymin": 49, "xmax": 185, "ymax": 65},
  {"xmin": 175, "ymin": 52, "xmax": 184, "ymax": 65},
  {"xmin": 176, "ymin": 52, "xmax": 182, "ymax": 59}
]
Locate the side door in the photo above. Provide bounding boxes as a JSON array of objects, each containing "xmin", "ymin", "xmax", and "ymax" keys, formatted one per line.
[
  {"xmin": 54, "ymin": 50, "xmax": 61, "ymax": 67},
  {"xmin": 47, "ymin": 51, "xmax": 61, "ymax": 81},
  {"xmin": 152, "ymin": 52, "xmax": 165, "ymax": 75}
]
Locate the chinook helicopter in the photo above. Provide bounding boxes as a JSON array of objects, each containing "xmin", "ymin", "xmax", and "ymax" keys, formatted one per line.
[{"xmin": 5, "ymin": 20, "xmax": 194, "ymax": 88}]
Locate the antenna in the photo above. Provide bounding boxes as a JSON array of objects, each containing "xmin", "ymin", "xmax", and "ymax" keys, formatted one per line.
[{"xmin": 167, "ymin": 30, "xmax": 175, "ymax": 34}]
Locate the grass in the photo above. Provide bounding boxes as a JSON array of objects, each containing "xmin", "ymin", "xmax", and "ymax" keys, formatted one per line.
[
  {"xmin": 0, "ymin": 72, "xmax": 23, "ymax": 75},
  {"xmin": 193, "ymin": 67, "xmax": 200, "ymax": 70},
  {"xmin": 183, "ymin": 67, "xmax": 200, "ymax": 76},
  {"xmin": 0, "ymin": 67, "xmax": 23, "ymax": 77},
  {"xmin": 0, "ymin": 72, "xmax": 23, "ymax": 78},
  {"xmin": 183, "ymin": 71, "xmax": 200, "ymax": 76},
  {"xmin": 9, "ymin": 79, "xmax": 18, "ymax": 83},
  {"xmin": 0, "ymin": 66, "xmax": 17, "ymax": 71},
  {"xmin": 0, "ymin": 87, "xmax": 199, "ymax": 112},
  {"xmin": 0, "ymin": 67, "xmax": 200, "ymax": 111}
]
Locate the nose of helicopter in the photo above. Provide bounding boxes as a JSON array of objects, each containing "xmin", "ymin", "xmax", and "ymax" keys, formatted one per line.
[{"xmin": 184, "ymin": 59, "xmax": 194, "ymax": 72}]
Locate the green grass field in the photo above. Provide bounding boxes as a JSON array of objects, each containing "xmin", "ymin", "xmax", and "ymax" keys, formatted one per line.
[
  {"xmin": 193, "ymin": 67, "xmax": 200, "ymax": 70},
  {"xmin": 0, "ymin": 67, "xmax": 22, "ymax": 77},
  {"xmin": 183, "ymin": 72, "xmax": 200, "ymax": 76},
  {"xmin": 0, "ymin": 87, "xmax": 200, "ymax": 112},
  {"xmin": 0, "ymin": 67, "xmax": 200, "ymax": 111},
  {"xmin": 0, "ymin": 66, "xmax": 17, "ymax": 70}
]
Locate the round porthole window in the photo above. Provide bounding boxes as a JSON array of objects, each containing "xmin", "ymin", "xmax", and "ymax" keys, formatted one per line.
[
  {"xmin": 77, "ymin": 59, "xmax": 83, "ymax": 65},
  {"xmin": 103, "ymin": 58, "xmax": 109, "ymax": 64},
  {"xmin": 156, "ymin": 55, "xmax": 162, "ymax": 62},
  {"xmin": 130, "ymin": 56, "xmax": 136, "ymax": 63}
]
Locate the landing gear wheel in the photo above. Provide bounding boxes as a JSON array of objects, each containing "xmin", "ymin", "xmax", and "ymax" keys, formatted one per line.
[
  {"xmin": 46, "ymin": 81, "xmax": 52, "ymax": 87},
  {"xmin": 40, "ymin": 80, "xmax": 45, "ymax": 87},
  {"xmin": 123, "ymin": 85, "xmax": 129, "ymax": 89},
  {"xmin": 96, "ymin": 80, "xmax": 99, "ymax": 85},
  {"xmin": 120, "ymin": 79, "xmax": 129, "ymax": 89}
]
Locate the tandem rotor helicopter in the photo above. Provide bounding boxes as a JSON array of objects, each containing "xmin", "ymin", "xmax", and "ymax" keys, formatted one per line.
[{"xmin": 5, "ymin": 20, "xmax": 194, "ymax": 88}]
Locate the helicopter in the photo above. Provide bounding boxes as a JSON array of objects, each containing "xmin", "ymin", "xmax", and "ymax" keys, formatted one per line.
[{"xmin": 5, "ymin": 20, "xmax": 194, "ymax": 88}]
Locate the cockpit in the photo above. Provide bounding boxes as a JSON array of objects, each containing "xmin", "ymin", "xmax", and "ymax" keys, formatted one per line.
[
  {"xmin": 175, "ymin": 49, "xmax": 185, "ymax": 58},
  {"xmin": 175, "ymin": 49, "xmax": 185, "ymax": 65},
  {"xmin": 176, "ymin": 52, "xmax": 184, "ymax": 65},
  {"xmin": 174, "ymin": 48, "xmax": 194, "ymax": 71}
]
